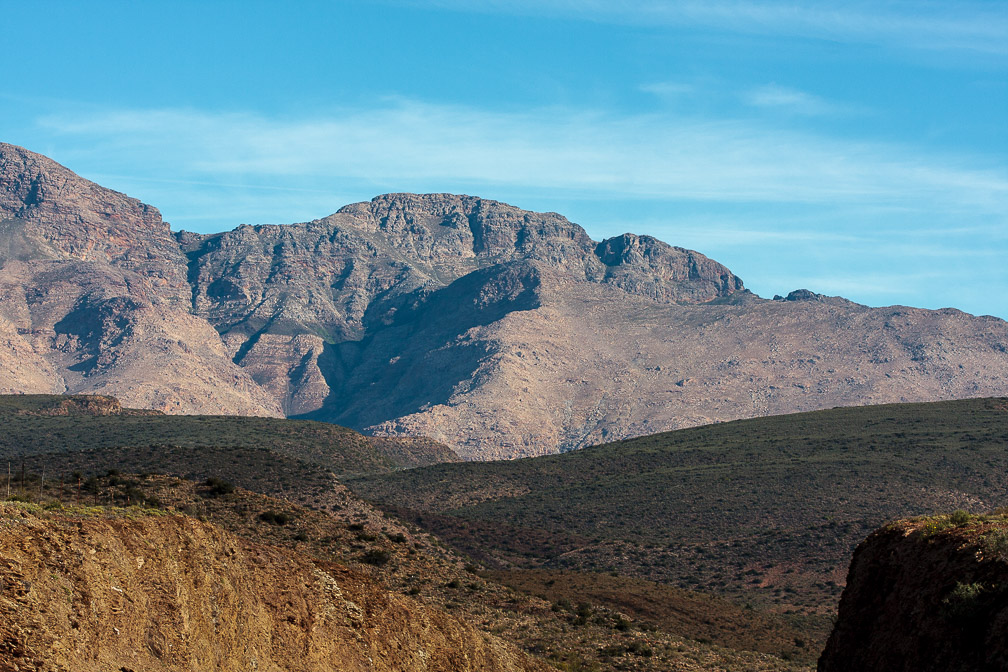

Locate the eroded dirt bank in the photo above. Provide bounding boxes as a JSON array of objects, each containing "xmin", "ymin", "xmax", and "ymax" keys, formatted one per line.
[{"xmin": 0, "ymin": 503, "xmax": 547, "ymax": 672}]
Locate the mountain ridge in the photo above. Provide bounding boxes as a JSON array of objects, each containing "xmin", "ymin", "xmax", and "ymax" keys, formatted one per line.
[{"xmin": 1, "ymin": 141, "xmax": 1007, "ymax": 458}]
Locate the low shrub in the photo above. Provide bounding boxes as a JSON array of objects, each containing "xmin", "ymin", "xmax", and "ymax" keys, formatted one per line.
[
  {"xmin": 949, "ymin": 509, "xmax": 972, "ymax": 526},
  {"xmin": 983, "ymin": 529, "xmax": 1008, "ymax": 562},
  {"xmin": 626, "ymin": 640, "xmax": 653, "ymax": 657},
  {"xmin": 361, "ymin": 549, "xmax": 391, "ymax": 566},
  {"xmin": 943, "ymin": 581, "xmax": 987, "ymax": 621},
  {"xmin": 203, "ymin": 477, "xmax": 234, "ymax": 497},
  {"xmin": 258, "ymin": 510, "xmax": 290, "ymax": 526}
]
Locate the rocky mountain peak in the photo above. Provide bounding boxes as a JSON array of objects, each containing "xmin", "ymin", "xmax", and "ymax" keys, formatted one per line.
[
  {"xmin": 327, "ymin": 192, "xmax": 744, "ymax": 302},
  {"xmin": 0, "ymin": 143, "xmax": 168, "ymax": 249},
  {"xmin": 0, "ymin": 142, "xmax": 188, "ymax": 304},
  {"xmin": 593, "ymin": 231, "xmax": 745, "ymax": 304},
  {"xmin": 330, "ymin": 192, "xmax": 596, "ymax": 269}
]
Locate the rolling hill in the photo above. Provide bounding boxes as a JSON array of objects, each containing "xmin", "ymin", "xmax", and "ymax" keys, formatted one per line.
[
  {"xmin": 0, "ymin": 396, "xmax": 825, "ymax": 671},
  {"xmin": 0, "ymin": 394, "xmax": 457, "ymax": 507},
  {"xmin": 347, "ymin": 397, "xmax": 1008, "ymax": 615}
]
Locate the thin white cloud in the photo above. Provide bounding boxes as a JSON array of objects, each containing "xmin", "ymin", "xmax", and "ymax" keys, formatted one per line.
[
  {"xmin": 393, "ymin": 1, "xmax": 1008, "ymax": 55},
  {"xmin": 37, "ymin": 100, "xmax": 1008, "ymax": 218},
  {"xmin": 743, "ymin": 85, "xmax": 852, "ymax": 117},
  {"xmin": 640, "ymin": 82, "xmax": 696, "ymax": 99},
  {"xmin": 788, "ymin": 271, "xmax": 952, "ymax": 299}
]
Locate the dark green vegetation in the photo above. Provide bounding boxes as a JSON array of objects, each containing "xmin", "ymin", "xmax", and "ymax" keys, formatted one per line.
[
  {"xmin": 0, "ymin": 394, "xmax": 457, "ymax": 506},
  {"xmin": 348, "ymin": 398, "xmax": 1008, "ymax": 617}
]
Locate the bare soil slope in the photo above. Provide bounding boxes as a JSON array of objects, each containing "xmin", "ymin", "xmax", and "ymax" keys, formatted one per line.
[{"xmin": 0, "ymin": 502, "xmax": 548, "ymax": 672}]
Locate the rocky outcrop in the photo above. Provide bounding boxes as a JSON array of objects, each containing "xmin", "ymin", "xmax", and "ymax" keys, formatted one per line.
[
  {"xmin": 819, "ymin": 514, "xmax": 1008, "ymax": 672},
  {"xmin": 594, "ymin": 232, "xmax": 743, "ymax": 303},
  {"xmin": 0, "ymin": 503, "xmax": 549, "ymax": 672},
  {"xmin": 0, "ymin": 143, "xmax": 189, "ymax": 306},
  {"xmin": 14, "ymin": 394, "xmax": 129, "ymax": 416}
]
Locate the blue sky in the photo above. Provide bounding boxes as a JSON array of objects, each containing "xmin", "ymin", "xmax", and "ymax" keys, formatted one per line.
[{"xmin": 2, "ymin": 1, "xmax": 1006, "ymax": 317}]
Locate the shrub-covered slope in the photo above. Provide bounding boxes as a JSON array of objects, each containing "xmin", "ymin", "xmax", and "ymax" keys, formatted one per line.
[{"xmin": 348, "ymin": 398, "xmax": 1008, "ymax": 614}]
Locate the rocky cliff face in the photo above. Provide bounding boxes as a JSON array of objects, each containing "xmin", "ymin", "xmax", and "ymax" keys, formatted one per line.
[
  {"xmin": 181, "ymin": 191, "xmax": 743, "ymax": 342},
  {"xmin": 0, "ymin": 144, "xmax": 282, "ymax": 417},
  {"xmin": 0, "ymin": 143, "xmax": 189, "ymax": 305},
  {"xmin": 2, "ymin": 142, "xmax": 1008, "ymax": 457},
  {"xmin": 819, "ymin": 514, "xmax": 1008, "ymax": 672},
  {"xmin": 0, "ymin": 503, "xmax": 547, "ymax": 672}
]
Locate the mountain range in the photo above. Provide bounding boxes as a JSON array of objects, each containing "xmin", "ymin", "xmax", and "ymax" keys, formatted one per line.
[{"xmin": 2, "ymin": 141, "xmax": 1006, "ymax": 458}]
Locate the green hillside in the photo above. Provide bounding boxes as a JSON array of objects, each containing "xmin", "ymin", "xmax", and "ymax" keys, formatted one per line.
[{"xmin": 347, "ymin": 398, "xmax": 1008, "ymax": 613}]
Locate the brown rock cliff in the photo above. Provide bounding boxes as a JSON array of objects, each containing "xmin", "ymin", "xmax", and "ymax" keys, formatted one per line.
[{"xmin": 819, "ymin": 515, "xmax": 1008, "ymax": 672}]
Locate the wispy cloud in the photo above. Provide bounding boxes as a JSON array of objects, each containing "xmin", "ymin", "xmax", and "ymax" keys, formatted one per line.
[
  {"xmin": 743, "ymin": 85, "xmax": 853, "ymax": 117},
  {"xmin": 640, "ymin": 82, "xmax": 696, "ymax": 99},
  {"xmin": 28, "ymin": 98, "xmax": 1008, "ymax": 317},
  {"xmin": 37, "ymin": 100, "xmax": 1008, "ymax": 217},
  {"xmin": 394, "ymin": 1, "xmax": 1008, "ymax": 55}
]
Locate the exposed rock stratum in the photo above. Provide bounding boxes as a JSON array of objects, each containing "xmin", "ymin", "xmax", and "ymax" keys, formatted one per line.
[{"xmin": 819, "ymin": 515, "xmax": 1008, "ymax": 672}]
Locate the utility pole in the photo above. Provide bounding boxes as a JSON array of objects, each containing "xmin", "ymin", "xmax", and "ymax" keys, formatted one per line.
[
  {"xmin": 6, "ymin": 462, "xmax": 9, "ymax": 499},
  {"xmin": 39, "ymin": 466, "xmax": 45, "ymax": 500}
]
